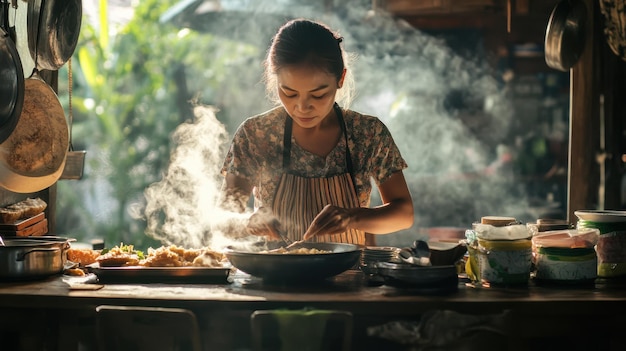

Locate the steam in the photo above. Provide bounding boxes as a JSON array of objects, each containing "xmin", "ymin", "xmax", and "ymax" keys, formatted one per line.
[{"xmin": 135, "ymin": 105, "xmax": 249, "ymax": 249}]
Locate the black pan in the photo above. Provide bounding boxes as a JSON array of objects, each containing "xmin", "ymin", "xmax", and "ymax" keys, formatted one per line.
[
  {"xmin": 225, "ymin": 242, "xmax": 361, "ymax": 282},
  {"xmin": 0, "ymin": 0, "xmax": 24, "ymax": 144},
  {"xmin": 372, "ymin": 262, "xmax": 459, "ymax": 290}
]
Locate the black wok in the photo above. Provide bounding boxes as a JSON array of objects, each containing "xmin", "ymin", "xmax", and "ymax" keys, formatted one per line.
[{"xmin": 225, "ymin": 242, "xmax": 361, "ymax": 282}]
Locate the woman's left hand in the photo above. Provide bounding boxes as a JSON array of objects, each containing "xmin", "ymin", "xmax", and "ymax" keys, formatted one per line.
[{"xmin": 303, "ymin": 204, "xmax": 352, "ymax": 240}]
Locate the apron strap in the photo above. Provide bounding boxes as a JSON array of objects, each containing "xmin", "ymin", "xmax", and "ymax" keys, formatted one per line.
[
  {"xmin": 282, "ymin": 104, "xmax": 357, "ymax": 195},
  {"xmin": 282, "ymin": 113, "xmax": 293, "ymax": 170}
]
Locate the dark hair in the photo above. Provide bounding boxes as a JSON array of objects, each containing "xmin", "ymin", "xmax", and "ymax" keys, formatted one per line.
[{"xmin": 263, "ymin": 19, "xmax": 354, "ymax": 106}]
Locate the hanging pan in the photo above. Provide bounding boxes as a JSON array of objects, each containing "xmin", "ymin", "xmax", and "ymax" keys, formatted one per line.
[
  {"xmin": 9, "ymin": 0, "xmax": 35, "ymax": 77},
  {"xmin": 0, "ymin": 0, "xmax": 24, "ymax": 145},
  {"xmin": 0, "ymin": 75, "xmax": 69, "ymax": 193},
  {"xmin": 0, "ymin": 1, "xmax": 69, "ymax": 193},
  {"xmin": 27, "ymin": 0, "xmax": 82, "ymax": 71},
  {"xmin": 545, "ymin": 0, "xmax": 588, "ymax": 72}
]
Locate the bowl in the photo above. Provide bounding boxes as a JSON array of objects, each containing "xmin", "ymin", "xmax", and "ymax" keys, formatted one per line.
[{"xmin": 428, "ymin": 241, "xmax": 467, "ymax": 266}]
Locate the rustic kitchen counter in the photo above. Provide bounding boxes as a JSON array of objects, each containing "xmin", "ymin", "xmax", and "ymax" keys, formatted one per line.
[{"xmin": 0, "ymin": 270, "xmax": 624, "ymax": 350}]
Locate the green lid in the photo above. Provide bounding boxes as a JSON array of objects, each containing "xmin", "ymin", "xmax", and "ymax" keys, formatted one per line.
[{"xmin": 577, "ymin": 220, "xmax": 626, "ymax": 234}]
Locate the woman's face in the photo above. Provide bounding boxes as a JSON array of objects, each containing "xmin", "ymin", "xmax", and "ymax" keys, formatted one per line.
[{"xmin": 276, "ymin": 65, "xmax": 344, "ymax": 129}]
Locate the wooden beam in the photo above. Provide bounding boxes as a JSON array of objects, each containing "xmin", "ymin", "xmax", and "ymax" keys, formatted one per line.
[{"xmin": 568, "ymin": 0, "xmax": 599, "ymax": 222}]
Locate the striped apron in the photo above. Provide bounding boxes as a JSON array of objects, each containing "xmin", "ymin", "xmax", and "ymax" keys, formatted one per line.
[{"xmin": 271, "ymin": 104, "xmax": 366, "ymax": 245}]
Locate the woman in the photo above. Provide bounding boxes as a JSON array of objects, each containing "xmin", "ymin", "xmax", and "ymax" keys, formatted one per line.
[{"xmin": 220, "ymin": 18, "xmax": 413, "ymax": 246}]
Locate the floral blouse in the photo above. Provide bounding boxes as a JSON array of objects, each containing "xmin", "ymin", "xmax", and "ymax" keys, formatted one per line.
[{"xmin": 221, "ymin": 106, "xmax": 408, "ymax": 208}]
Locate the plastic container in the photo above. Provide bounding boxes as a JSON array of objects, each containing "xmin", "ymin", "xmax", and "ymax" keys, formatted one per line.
[
  {"xmin": 466, "ymin": 238, "xmax": 533, "ymax": 285},
  {"xmin": 534, "ymin": 247, "xmax": 597, "ymax": 283},
  {"xmin": 577, "ymin": 220, "xmax": 626, "ymax": 278}
]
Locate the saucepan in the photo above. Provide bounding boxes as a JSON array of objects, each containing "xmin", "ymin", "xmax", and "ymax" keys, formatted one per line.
[
  {"xmin": 0, "ymin": 236, "xmax": 74, "ymax": 280},
  {"xmin": 225, "ymin": 241, "xmax": 362, "ymax": 282}
]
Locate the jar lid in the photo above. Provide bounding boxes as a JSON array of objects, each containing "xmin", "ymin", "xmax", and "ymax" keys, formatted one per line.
[{"xmin": 481, "ymin": 216, "xmax": 517, "ymax": 227}]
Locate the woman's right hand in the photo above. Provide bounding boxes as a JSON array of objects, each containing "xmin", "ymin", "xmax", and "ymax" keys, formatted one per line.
[{"xmin": 246, "ymin": 207, "xmax": 281, "ymax": 240}]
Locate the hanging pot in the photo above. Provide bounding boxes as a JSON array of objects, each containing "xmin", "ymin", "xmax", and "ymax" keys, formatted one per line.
[
  {"xmin": 27, "ymin": 0, "xmax": 82, "ymax": 71},
  {"xmin": 545, "ymin": 0, "xmax": 588, "ymax": 72},
  {"xmin": 0, "ymin": 0, "xmax": 24, "ymax": 144}
]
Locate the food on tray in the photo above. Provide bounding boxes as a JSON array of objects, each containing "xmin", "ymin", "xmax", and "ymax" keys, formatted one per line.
[
  {"xmin": 97, "ymin": 244, "xmax": 143, "ymax": 267},
  {"xmin": 142, "ymin": 245, "xmax": 224, "ymax": 267},
  {"xmin": 0, "ymin": 197, "xmax": 47, "ymax": 223},
  {"xmin": 192, "ymin": 250, "xmax": 225, "ymax": 267},
  {"xmin": 262, "ymin": 247, "xmax": 332, "ymax": 254},
  {"xmin": 67, "ymin": 248, "xmax": 102, "ymax": 266},
  {"xmin": 78, "ymin": 243, "xmax": 226, "ymax": 268}
]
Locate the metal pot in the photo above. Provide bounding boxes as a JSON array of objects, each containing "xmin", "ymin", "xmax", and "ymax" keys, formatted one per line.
[
  {"xmin": 225, "ymin": 242, "xmax": 362, "ymax": 282},
  {"xmin": 0, "ymin": 236, "xmax": 72, "ymax": 280},
  {"xmin": 545, "ymin": 0, "xmax": 588, "ymax": 71},
  {"xmin": 0, "ymin": 0, "xmax": 24, "ymax": 144}
]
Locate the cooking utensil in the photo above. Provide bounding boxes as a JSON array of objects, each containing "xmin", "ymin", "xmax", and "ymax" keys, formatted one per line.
[
  {"xmin": 428, "ymin": 241, "xmax": 467, "ymax": 266},
  {"xmin": 398, "ymin": 240, "xmax": 431, "ymax": 266},
  {"xmin": 271, "ymin": 218, "xmax": 292, "ymax": 246},
  {"xmin": 0, "ymin": 0, "xmax": 24, "ymax": 144},
  {"xmin": 545, "ymin": 0, "xmax": 588, "ymax": 71},
  {"xmin": 0, "ymin": 72, "xmax": 69, "ymax": 192},
  {"xmin": 27, "ymin": 0, "xmax": 82, "ymax": 71},
  {"xmin": 372, "ymin": 261, "xmax": 458, "ymax": 290},
  {"xmin": 60, "ymin": 58, "xmax": 86, "ymax": 180},
  {"xmin": 225, "ymin": 242, "xmax": 361, "ymax": 282},
  {"xmin": 0, "ymin": 235, "xmax": 72, "ymax": 280},
  {"xmin": 8, "ymin": 0, "xmax": 35, "ymax": 76}
]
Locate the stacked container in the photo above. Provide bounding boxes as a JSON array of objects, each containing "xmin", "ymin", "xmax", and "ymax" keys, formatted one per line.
[
  {"xmin": 465, "ymin": 216, "xmax": 533, "ymax": 286},
  {"xmin": 530, "ymin": 227, "xmax": 599, "ymax": 284},
  {"xmin": 575, "ymin": 210, "xmax": 626, "ymax": 279}
]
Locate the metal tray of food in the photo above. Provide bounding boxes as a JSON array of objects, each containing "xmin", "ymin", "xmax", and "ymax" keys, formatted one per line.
[{"xmin": 87, "ymin": 264, "xmax": 232, "ymax": 284}]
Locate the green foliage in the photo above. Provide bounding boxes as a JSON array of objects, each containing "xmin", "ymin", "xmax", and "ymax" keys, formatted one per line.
[{"xmin": 56, "ymin": 0, "xmax": 260, "ymax": 250}]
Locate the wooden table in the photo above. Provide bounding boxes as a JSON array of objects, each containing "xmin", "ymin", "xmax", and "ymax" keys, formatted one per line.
[{"xmin": 0, "ymin": 270, "xmax": 624, "ymax": 350}]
